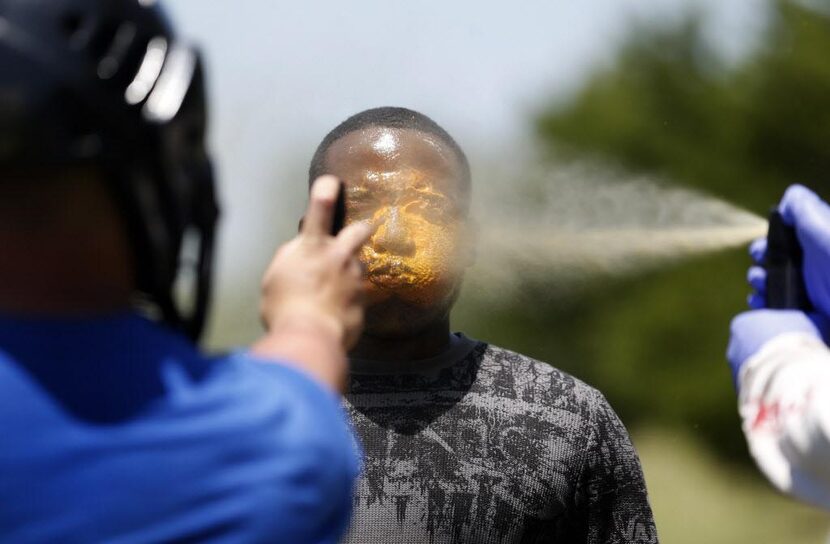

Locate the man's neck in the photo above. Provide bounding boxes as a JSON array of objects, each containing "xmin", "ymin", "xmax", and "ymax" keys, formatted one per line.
[
  {"xmin": 0, "ymin": 169, "xmax": 134, "ymax": 317},
  {"xmin": 0, "ymin": 231, "xmax": 133, "ymax": 317},
  {"xmin": 350, "ymin": 319, "xmax": 452, "ymax": 362},
  {"xmin": 0, "ymin": 269, "xmax": 133, "ymax": 317}
]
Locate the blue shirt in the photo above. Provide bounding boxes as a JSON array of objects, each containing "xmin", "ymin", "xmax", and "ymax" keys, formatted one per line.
[{"xmin": 0, "ymin": 312, "xmax": 359, "ymax": 543}]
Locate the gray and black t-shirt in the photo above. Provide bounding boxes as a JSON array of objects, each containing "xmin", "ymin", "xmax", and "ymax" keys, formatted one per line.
[{"xmin": 343, "ymin": 334, "xmax": 658, "ymax": 543}]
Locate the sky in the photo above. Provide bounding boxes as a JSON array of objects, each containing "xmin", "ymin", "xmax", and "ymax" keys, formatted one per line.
[{"xmin": 163, "ymin": 0, "xmax": 768, "ymax": 344}]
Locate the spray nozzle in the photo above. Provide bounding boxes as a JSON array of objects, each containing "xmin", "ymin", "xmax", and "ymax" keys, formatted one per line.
[{"xmin": 764, "ymin": 210, "xmax": 812, "ymax": 311}]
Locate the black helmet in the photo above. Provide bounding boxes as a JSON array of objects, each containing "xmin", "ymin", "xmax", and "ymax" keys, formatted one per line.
[{"xmin": 0, "ymin": 0, "xmax": 219, "ymax": 340}]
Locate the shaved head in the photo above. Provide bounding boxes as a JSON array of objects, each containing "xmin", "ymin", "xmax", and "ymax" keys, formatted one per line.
[{"xmin": 309, "ymin": 106, "xmax": 470, "ymax": 198}]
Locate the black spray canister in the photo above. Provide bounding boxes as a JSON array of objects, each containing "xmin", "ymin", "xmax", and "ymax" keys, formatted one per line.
[{"xmin": 765, "ymin": 210, "xmax": 812, "ymax": 310}]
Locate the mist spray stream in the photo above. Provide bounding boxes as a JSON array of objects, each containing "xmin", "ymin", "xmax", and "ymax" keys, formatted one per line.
[{"xmin": 465, "ymin": 159, "xmax": 767, "ymax": 300}]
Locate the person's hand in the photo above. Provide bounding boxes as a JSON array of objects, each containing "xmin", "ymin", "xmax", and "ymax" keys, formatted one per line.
[
  {"xmin": 727, "ymin": 310, "xmax": 828, "ymax": 387},
  {"xmin": 253, "ymin": 176, "xmax": 371, "ymax": 392},
  {"xmin": 744, "ymin": 185, "xmax": 830, "ymax": 316},
  {"xmin": 729, "ymin": 185, "xmax": 830, "ymax": 389},
  {"xmin": 261, "ymin": 175, "xmax": 370, "ymax": 349},
  {"xmin": 745, "ymin": 237, "xmax": 768, "ymax": 310},
  {"xmin": 778, "ymin": 184, "xmax": 830, "ymax": 318}
]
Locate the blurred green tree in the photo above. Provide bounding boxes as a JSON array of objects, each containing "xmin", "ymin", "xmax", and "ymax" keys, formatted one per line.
[
  {"xmin": 469, "ymin": 1, "xmax": 830, "ymax": 460},
  {"xmin": 538, "ymin": 0, "xmax": 830, "ymax": 210}
]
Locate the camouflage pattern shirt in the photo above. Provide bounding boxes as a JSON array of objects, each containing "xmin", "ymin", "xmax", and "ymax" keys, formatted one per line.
[{"xmin": 343, "ymin": 334, "xmax": 658, "ymax": 543}]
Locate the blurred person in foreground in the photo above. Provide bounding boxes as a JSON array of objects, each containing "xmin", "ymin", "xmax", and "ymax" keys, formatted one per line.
[
  {"xmin": 0, "ymin": 1, "xmax": 370, "ymax": 542},
  {"xmin": 307, "ymin": 107, "xmax": 658, "ymax": 543},
  {"xmin": 728, "ymin": 184, "xmax": 830, "ymax": 509}
]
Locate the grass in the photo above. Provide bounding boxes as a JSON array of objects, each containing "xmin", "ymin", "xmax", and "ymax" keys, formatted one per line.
[{"xmin": 634, "ymin": 427, "xmax": 829, "ymax": 544}]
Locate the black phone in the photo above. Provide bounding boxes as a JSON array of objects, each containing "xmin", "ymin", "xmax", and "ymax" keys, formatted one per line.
[{"xmin": 331, "ymin": 180, "xmax": 346, "ymax": 236}]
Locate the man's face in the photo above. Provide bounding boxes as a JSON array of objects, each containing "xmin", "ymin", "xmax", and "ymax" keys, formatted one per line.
[{"xmin": 323, "ymin": 127, "xmax": 472, "ymax": 336}]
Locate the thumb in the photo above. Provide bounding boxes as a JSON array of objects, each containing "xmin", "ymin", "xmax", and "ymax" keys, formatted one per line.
[{"xmin": 779, "ymin": 184, "xmax": 830, "ymax": 233}]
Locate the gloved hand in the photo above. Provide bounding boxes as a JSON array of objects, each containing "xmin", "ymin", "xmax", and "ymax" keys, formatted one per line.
[
  {"xmin": 727, "ymin": 310, "xmax": 828, "ymax": 386},
  {"xmin": 745, "ymin": 237, "xmax": 768, "ymax": 310},
  {"xmin": 728, "ymin": 184, "xmax": 830, "ymax": 388},
  {"xmin": 778, "ymin": 184, "xmax": 830, "ymax": 318},
  {"xmin": 745, "ymin": 185, "xmax": 830, "ymax": 314}
]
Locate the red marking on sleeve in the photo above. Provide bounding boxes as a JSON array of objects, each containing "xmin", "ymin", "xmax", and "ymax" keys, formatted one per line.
[
  {"xmin": 751, "ymin": 402, "xmax": 780, "ymax": 431},
  {"xmin": 749, "ymin": 388, "xmax": 814, "ymax": 432}
]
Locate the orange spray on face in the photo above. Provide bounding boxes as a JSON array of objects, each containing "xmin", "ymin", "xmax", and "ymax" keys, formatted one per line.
[{"xmin": 323, "ymin": 127, "xmax": 473, "ymax": 335}]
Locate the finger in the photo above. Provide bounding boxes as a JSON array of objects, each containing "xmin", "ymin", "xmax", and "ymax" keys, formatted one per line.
[
  {"xmin": 262, "ymin": 238, "xmax": 297, "ymax": 283},
  {"xmin": 748, "ymin": 292, "xmax": 766, "ymax": 310},
  {"xmin": 345, "ymin": 254, "xmax": 365, "ymax": 283},
  {"xmin": 348, "ymin": 276, "xmax": 367, "ymax": 308},
  {"xmin": 749, "ymin": 237, "xmax": 767, "ymax": 265},
  {"xmin": 302, "ymin": 175, "xmax": 341, "ymax": 239},
  {"xmin": 335, "ymin": 221, "xmax": 373, "ymax": 257},
  {"xmin": 778, "ymin": 184, "xmax": 811, "ymax": 226},
  {"xmin": 747, "ymin": 266, "xmax": 767, "ymax": 293},
  {"xmin": 342, "ymin": 307, "xmax": 365, "ymax": 351},
  {"xmin": 779, "ymin": 184, "xmax": 826, "ymax": 227}
]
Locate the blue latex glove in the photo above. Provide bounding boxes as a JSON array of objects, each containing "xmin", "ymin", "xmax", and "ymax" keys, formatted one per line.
[
  {"xmin": 746, "ymin": 237, "xmax": 768, "ymax": 310},
  {"xmin": 778, "ymin": 184, "xmax": 830, "ymax": 317},
  {"xmin": 744, "ymin": 185, "xmax": 830, "ymax": 314},
  {"xmin": 727, "ymin": 184, "xmax": 830, "ymax": 389},
  {"xmin": 727, "ymin": 310, "xmax": 828, "ymax": 387}
]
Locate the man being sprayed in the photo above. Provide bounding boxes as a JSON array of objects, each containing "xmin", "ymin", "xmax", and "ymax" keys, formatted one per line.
[
  {"xmin": 728, "ymin": 185, "xmax": 830, "ymax": 509},
  {"xmin": 0, "ymin": 1, "xmax": 370, "ymax": 541},
  {"xmin": 308, "ymin": 107, "xmax": 658, "ymax": 543}
]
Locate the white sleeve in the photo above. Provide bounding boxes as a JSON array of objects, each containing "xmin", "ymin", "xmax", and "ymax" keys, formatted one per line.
[{"xmin": 738, "ymin": 332, "xmax": 830, "ymax": 509}]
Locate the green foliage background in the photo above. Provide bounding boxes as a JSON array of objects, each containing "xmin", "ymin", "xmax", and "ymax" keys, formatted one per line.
[{"xmin": 457, "ymin": 0, "xmax": 830, "ymax": 462}]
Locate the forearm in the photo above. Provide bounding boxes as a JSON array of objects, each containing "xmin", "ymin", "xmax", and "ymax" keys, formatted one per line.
[
  {"xmin": 738, "ymin": 332, "xmax": 830, "ymax": 507},
  {"xmin": 253, "ymin": 176, "xmax": 369, "ymax": 395},
  {"xmin": 252, "ymin": 315, "xmax": 347, "ymax": 394}
]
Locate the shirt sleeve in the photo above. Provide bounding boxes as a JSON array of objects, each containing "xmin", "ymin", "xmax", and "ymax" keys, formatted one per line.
[
  {"xmin": 233, "ymin": 352, "xmax": 362, "ymax": 543},
  {"xmin": 577, "ymin": 391, "xmax": 659, "ymax": 544},
  {"xmin": 737, "ymin": 332, "xmax": 830, "ymax": 509}
]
